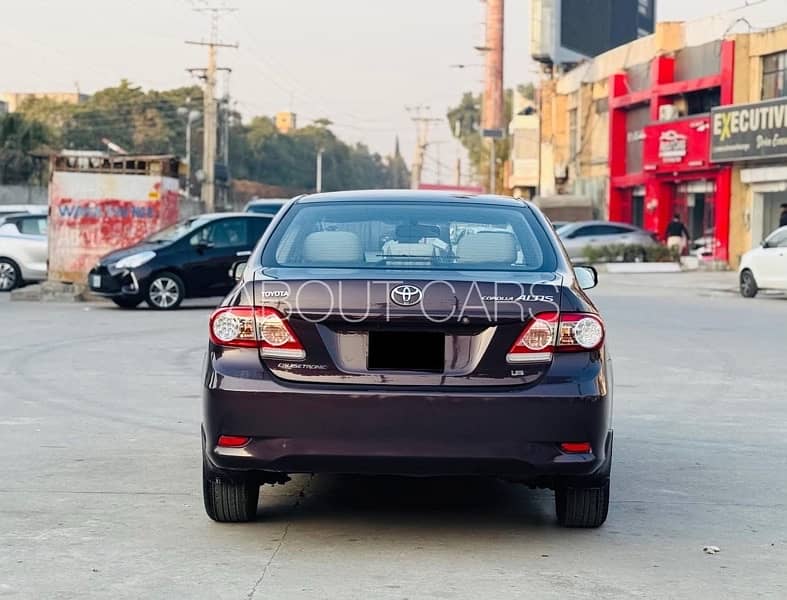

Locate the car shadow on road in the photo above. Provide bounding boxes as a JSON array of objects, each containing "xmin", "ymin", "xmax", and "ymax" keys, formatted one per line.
[{"xmin": 258, "ymin": 474, "xmax": 558, "ymax": 529}]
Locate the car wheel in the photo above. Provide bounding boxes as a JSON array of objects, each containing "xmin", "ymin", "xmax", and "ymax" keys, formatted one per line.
[
  {"xmin": 145, "ymin": 272, "xmax": 185, "ymax": 310},
  {"xmin": 740, "ymin": 269, "xmax": 758, "ymax": 298},
  {"xmin": 555, "ymin": 477, "xmax": 610, "ymax": 528},
  {"xmin": 0, "ymin": 258, "xmax": 21, "ymax": 292},
  {"xmin": 111, "ymin": 296, "xmax": 143, "ymax": 309},
  {"xmin": 202, "ymin": 459, "xmax": 260, "ymax": 523}
]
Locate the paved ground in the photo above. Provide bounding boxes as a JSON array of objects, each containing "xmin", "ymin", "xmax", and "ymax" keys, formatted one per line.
[{"xmin": 1, "ymin": 273, "xmax": 786, "ymax": 599}]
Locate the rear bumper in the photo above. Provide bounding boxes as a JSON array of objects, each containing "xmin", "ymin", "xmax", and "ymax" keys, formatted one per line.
[{"xmin": 202, "ymin": 348, "xmax": 613, "ymax": 481}]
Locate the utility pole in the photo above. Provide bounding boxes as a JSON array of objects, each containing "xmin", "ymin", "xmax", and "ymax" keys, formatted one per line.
[
  {"xmin": 406, "ymin": 105, "xmax": 440, "ymax": 189},
  {"xmin": 186, "ymin": 6, "xmax": 237, "ymax": 213},
  {"xmin": 479, "ymin": 0, "xmax": 504, "ymax": 194},
  {"xmin": 480, "ymin": 0, "xmax": 504, "ymax": 132}
]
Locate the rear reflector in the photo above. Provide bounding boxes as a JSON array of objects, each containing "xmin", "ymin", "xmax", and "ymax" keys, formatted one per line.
[
  {"xmin": 209, "ymin": 306, "xmax": 306, "ymax": 359},
  {"xmin": 507, "ymin": 311, "xmax": 604, "ymax": 364},
  {"xmin": 217, "ymin": 435, "xmax": 250, "ymax": 448},
  {"xmin": 560, "ymin": 442, "xmax": 592, "ymax": 453}
]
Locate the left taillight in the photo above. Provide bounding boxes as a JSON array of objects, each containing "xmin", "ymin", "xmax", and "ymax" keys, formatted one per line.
[
  {"xmin": 209, "ymin": 306, "xmax": 306, "ymax": 360},
  {"xmin": 507, "ymin": 311, "xmax": 604, "ymax": 364}
]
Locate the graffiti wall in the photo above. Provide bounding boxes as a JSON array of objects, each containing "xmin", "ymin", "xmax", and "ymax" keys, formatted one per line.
[{"xmin": 49, "ymin": 172, "xmax": 180, "ymax": 283}]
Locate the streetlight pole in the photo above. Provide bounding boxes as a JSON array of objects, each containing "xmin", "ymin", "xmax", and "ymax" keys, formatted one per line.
[
  {"xmin": 178, "ymin": 108, "xmax": 202, "ymax": 199},
  {"xmin": 316, "ymin": 148, "xmax": 325, "ymax": 193}
]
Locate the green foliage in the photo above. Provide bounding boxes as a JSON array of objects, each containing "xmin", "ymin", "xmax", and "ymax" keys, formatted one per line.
[
  {"xmin": 12, "ymin": 81, "xmax": 408, "ymax": 192},
  {"xmin": 582, "ymin": 244, "xmax": 680, "ymax": 263},
  {"xmin": 446, "ymin": 88, "xmax": 518, "ymax": 191},
  {"xmin": 0, "ymin": 113, "xmax": 50, "ymax": 184}
]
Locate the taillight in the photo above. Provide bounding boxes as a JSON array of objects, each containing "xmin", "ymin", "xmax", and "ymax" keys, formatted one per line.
[
  {"xmin": 507, "ymin": 311, "xmax": 604, "ymax": 364},
  {"xmin": 209, "ymin": 306, "xmax": 306, "ymax": 360}
]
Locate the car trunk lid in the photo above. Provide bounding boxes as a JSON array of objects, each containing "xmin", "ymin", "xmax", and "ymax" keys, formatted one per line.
[{"xmin": 253, "ymin": 268, "xmax": 562, "ymax": 386}]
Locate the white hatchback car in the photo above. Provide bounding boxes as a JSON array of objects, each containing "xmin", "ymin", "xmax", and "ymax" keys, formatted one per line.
[
  {"xmin": 739, "ymin": 226, "xmax": 787, "ymax": 298},
  {"xmin": 0, "ymin": 213, "xmax": 48, "ymax": 291}
]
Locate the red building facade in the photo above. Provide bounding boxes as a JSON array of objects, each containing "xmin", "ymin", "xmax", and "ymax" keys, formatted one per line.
[{"xmin": 608, "ymin": 40, "xmax": 735, "ymax": 261}]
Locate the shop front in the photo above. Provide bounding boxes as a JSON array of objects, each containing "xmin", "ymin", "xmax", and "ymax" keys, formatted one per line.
[
  {"xmin": 610, "ymin": 115, "xmax": 732, "ymax": 261},
  {"xmin": 607, "ymin": 41, "xmax": 736, "ymax": 263},
  {"xmin": 711, "ymin": 96, "xmax": 787, "ymax": 261},
  {"xmin": 641, "ymin": 116, "xmax": 731, "ymax": 261}
]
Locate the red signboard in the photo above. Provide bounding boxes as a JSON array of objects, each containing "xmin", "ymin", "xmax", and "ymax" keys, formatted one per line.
[{"xmin": 642, "ymin": 116, "xmax": 712, "ymax": 174}]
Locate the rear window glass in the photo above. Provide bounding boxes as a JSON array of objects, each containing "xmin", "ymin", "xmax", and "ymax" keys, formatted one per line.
[{"xmin": 261, "ymin": 201, "xmax": 557, "ymax": 272}]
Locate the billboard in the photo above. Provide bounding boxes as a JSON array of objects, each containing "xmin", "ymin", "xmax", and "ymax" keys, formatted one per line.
[
  {"xmin": 710, "ymin": 97, "xmax": 787, "ymax": 163},
  {"xmin": 643, "ymin": 117, "xmax": 712, "ymax": 174},
  {"xmin": 532, "ymin": 0, "xmax": 655, "ymax": 65}
]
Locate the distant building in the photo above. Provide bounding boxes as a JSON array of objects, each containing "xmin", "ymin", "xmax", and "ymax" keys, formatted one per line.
[
  {"xmin": 275, "ymin": 111, "xmax": 297, "ymax": 134},
  {"xmin": 0, "ymin": 92, "xmax": 89, "ymax": 112},
  {"xmin": 519, "ymin": 11, "xmax": 787, "ymax": 267},
  {"xmin": 0, "ymin": 99, "xmax": 8, "ymax": 116},
  {"xmin": 508, "ymin": 95, "xmax": 539, "ymax": 199}
]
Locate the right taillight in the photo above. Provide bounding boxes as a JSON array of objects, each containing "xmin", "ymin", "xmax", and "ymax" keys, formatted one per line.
[
  {"xmin": 507, "ymin": 311, "xmax": 604, "ymax": 364},
  {"xmin": 209, "ymin": 306, "xmax": 306, "ymax": 360}
]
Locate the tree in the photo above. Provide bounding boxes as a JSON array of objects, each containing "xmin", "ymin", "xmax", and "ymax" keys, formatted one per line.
[
  {"xmin": 11, "ymin": 81, "xmax": 405, "ymax": 192},
  {"xmin": 447, "ymin": 88, "xmax": 518, "ymax": 190},
  {"xmin": 0, "ymin": 113, "xmax": 49, "ymax": 184}
]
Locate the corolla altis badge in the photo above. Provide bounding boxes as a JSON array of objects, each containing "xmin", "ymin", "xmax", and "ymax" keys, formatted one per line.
[
  {"xmin": 482, "ymin": 294, "xmax": 555, "ymax": 302},
  {"xmin": 390, "ymin": 284, "xmax": 423, "ymax": 307}
]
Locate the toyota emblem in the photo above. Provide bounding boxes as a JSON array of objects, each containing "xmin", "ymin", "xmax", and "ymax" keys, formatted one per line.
[{"xmin": 390, "ymin": 284, "xmax": 423, "ymax": 307}]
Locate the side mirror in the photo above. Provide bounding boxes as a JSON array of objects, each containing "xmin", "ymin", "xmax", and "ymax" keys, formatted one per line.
[
  {"xmin": 574, "ymin": 265, "xmax": 598, "ymax": 290},
  {"xmin": 230, "ymin": 260, "xmax": 247, "ymax": 281},
  {"xmin": 195, "ymin": 241, "xmax": 215, "ymax": 253}
]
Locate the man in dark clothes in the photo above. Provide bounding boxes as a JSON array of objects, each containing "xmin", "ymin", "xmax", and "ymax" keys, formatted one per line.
[
  {"xmin": 779, "ymin": 204, "xmax": 787, "ymax": 228},
  {"xmin": 665, "ymin": 214, "xmax": 690, "ymax": 254}
]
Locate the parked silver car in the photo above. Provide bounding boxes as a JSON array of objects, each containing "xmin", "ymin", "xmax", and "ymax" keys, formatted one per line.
[
  {"xmin": 0, "ymin": 213, "xmax": 48, "ymax": 291},
  {"xmin": 556, "ymin": 220, "xmax": 659, "ymax": 261}
]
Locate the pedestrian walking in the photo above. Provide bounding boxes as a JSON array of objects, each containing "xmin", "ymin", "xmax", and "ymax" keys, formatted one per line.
[
  {"xmin": 665, "ymin": 214, "xmax": 690, "ymax": 255},
  {"xmin": 779, "ymin": 203, "xmax": 787, "ymax": 228}
]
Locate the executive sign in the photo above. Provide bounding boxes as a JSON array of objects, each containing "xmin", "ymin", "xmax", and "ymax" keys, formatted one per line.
[{"xmin": 711, "ymin": 97, "xmax": 787, "ymax": 162}]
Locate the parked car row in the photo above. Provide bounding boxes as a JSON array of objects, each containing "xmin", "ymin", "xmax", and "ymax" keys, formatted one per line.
[
  {"xmin": 0, "ymin": 199, "xmax": 289, "ymax": 297},
  {"xmin": 4, "ymin": 201, "xmax": 787, "ymax": 303}
]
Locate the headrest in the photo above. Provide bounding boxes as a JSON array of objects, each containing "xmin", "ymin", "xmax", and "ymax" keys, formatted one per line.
[
  {"xmin": 302, "ymin": 231, "xmax": 363, "ymax": 264},
  {"xmin": 456, "ymin": 231, "xmax": 517, "ymax": 264}
]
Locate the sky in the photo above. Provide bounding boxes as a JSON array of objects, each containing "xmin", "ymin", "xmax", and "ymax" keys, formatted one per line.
[{"xmin": 3, "ymin": 0, "xmax": 787, "ymax": 184}]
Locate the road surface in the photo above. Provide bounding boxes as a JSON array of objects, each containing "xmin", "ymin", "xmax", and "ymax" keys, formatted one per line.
[{"xmin": 0, "ymin": 273, "xmax": 785, "ymax": 599}]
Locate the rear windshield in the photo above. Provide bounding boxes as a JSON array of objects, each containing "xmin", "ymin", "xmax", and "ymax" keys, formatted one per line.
[{"xmin": 261, "ymin": 201, "xmax": 558, "ymax": 272}]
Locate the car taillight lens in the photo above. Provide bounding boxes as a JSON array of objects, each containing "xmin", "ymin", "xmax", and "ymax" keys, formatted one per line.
[
  {"xmin": 209, "ymin": 306, "xmax": 306, "ymax": 360},
  {"xmin": 507, "ymin": 311, "xmax": 604, "ymax": 363}
]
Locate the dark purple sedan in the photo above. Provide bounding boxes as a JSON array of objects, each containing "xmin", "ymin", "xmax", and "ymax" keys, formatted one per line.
[{"xmin": 202, "ymin": 190, "xmax": 613, "ymax": 527}]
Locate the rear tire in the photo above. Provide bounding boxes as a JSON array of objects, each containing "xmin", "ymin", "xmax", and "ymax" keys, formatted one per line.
[
  {"xmin": 111, "ymin": 296, "xmax": 142, "ymax": 309},
  {"xmin": 0, "ymin": 258, "xmax": 21, "ymax": 292},
  {"xmin": 555, "ymin": 478, "xmax": 610, "ymax": 528},
  {"xmin": 202, "ymin": 459, "xmax": 259, "ymax": 523},
  {"xmin": 740, "ymin": 269, "xmax": 758, "ymax": 298}
]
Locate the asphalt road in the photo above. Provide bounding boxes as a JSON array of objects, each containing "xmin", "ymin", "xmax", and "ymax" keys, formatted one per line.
[{"xmin": 1, "ymin": 274, "xmax": 786, "ymax": 599}]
